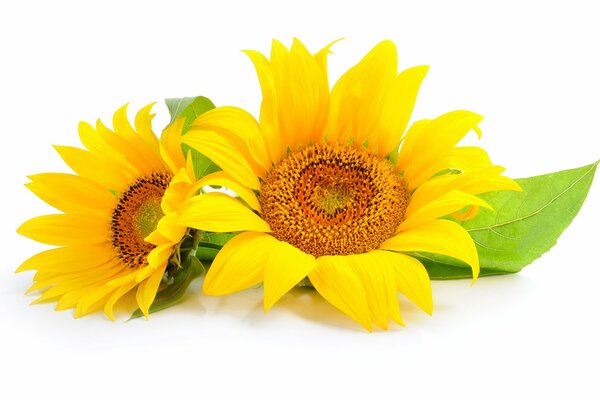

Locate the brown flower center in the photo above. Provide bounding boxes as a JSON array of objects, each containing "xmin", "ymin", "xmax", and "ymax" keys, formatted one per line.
[
  {"xmin": 259, "ymin": 143, "xmax": 409, "ymax": 257},
  {"xmin": 111, "ymin": 172, "xmax": 172, "ymax": 268}
]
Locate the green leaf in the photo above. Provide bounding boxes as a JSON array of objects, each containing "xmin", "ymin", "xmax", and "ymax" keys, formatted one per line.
[
  {"xmin": 200, "ymin": 232, "xmax": 236, "ymax": 246},
  {"xmin": 195, "ymin": 232, "xmax": 236, "ymax": 262},
  {"xmin": 419, "ymin": 160, "xmax": 599, "ymax": 279},
  {"xmin": 164, "ymin": 96, "xmax": 220, "ymax": 179},
  {"xmin": 165, "ymin": 96, "xmax": 215, "ymax": 134},
  {"xmin": 129, "ymin": 256, "xmax": 205, "ymax": 320}
]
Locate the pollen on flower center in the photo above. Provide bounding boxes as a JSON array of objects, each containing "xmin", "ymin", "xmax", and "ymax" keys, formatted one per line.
[
  {"xmin": 111, "ymin": 172, "xmax": 172, "ymax": 268},
  {"xmin": 259, "ymin": 143, "xmax": 410, "ymax": 257}
]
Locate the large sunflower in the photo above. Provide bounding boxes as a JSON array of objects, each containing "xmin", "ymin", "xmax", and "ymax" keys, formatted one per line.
[
  {"xmin": 16, "ymin": 104, "xmax": 231, "ymax": 319},
  {"xmin": 179, "ymin": 39, "xmax": 521, "ymax": 330}
]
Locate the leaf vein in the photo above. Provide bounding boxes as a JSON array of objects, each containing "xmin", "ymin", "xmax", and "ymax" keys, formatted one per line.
[{"xmin": 468, "ymin": 163, "xmax": 597, "ymax": 232}]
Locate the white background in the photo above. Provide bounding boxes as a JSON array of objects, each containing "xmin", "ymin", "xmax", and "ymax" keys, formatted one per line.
[{"xmin": 1, "ymin": 1, "xmax": 599, "ymax": 399}]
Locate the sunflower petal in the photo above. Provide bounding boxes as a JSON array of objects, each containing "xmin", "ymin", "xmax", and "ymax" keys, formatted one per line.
[
  {"xmin": 54, "ymin": 145, "xmax": 132, "ymax": 191},
  {"xmin": 348, "ymin": 254, "xmax": 392, "ymax": 329},
  {"xmin": 313, "ymin": 39, "xmax": 340, "ymax": 88},
  {"xmin": 204, "ymin": 232, "xmax": 274, "ymax": 295},
  {"xmin": 381, "ymin": 219, "xmax": 480, "ymax": 282},
  {"xmin": 78, "ymin": 121, "xmax": 142, "ymax": 176},
  {"xmin": 159, "ymin": 118, "xmax": 186, "ymax": 174},
  {"xmin": 308, "ymin": 256, "xmax": 373, "ymax": 331},
  {"xmin": 327, "ymin": 40, "xmax": 398, "ymax": 146},
  {"xmin": 26, "ymin": 173, "xmax": 115, "ymax": 217},
  {"xmin": 409, "ymin": 167, "xmax": 521, "ymax": 212},
  {"xmin": 398, "ymin": 111, "xmax": 484, "ymax": 190},
  {"xmin": 263, "ymin": 239, "xmax": 316, "ymax": 311},
  {"xmin": 243, "ymin": 49, "xmax": 283, "ymax": 164},
  {"xmin": 17, "ymin": 214, "xmax": 108, "ymax": 246},
  {"xmin": 16, "ymin": 245, "xmax": 115, "ymax": 273},
  {"xmin": 181, "ymin": 128, "xmax": 261, "ymax": 189},
  {"xmin": 136, "ymin": 262, "xmax": 168, "ymax": 319},
  {"xmin": 104, "ymin": 281, "xmax": 137, "ymax": 321},
  {"xmin": 377, "ymin": 65, "xmax": 429, "ymax": 156},
  {"xmin": 177, "ymin": 192, "xmax": 271, "ymax": 233},
  {"xmin": 196, "ymin": 171, "xmax": 261, "ymax": 211},
  {"xmin": 380, "ymin": 252, "xmax": 433, "ymax": 315},
  {"xmin": 133, "ymin": 103, "xmax": 160, "ymax": 149},
  {"xmin": 400, "ymin": 189, "xmax": 493, "ymax": 230},
  {"xmin": 190, "ymin": 106, "xmax": 270, "ymax": 173}
]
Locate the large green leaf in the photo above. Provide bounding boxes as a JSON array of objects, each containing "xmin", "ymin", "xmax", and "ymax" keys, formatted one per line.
[
  {"xmin": 165, "ymin": 96, "xmax": 220, "ymax": 179},
  {"xmin": 418, "ymin": 160, "xmax": 599, "ymax": 279}
]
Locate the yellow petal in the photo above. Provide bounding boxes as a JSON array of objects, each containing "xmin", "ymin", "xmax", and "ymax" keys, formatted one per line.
[
  {"xmin": 17, "ymin": 214, "xmax": 108, "ymax": 246},
  {"xmin": 76, "ymin": 284, "xmax": 118, "ymax": 317},
  {"xmin": 150, "ymin": 213, "xmax": 187, "ymax": 244},
  {"xmin": 372, "ymin": 251, "xmax": 433, "ymax": 315},
  {"xmin": 381, "ymin": 219, "xmax": 480, "ymax": 282},
  {"xmin": 26, "ymin": 173, "xmax": 115, "ymax": 217},
  {"xmin": 181, "ymin": 128, "xmax": 261, "ymax": 190},
  {"xmin": 452, "ymin": 205, "xmax": 480, "ymax": 221},
  {"xmin": 407, "ymin": 167, "xmax": 522, "ymax": 220},
  {"xmin": 400, "ymin": 189, "xmax": 492, "ymax": 230},
  {"xmin": 16, "ymin": 245, "xmax": 115, "ymax": 273},
  {"xmin": 104, "ymin": 281, "xmax": 137, "ymax": 321},
  {"xmin": 398, "ymin": 111, "xmax": 484, "ymax": 190},
  {"xmin": 54, "ymin": 145, "xmax": 132, "ymax": 191},
  {"xmin": 78, "ymin": 121, "xmax": 142, "ymax": 177},
  {"xmin": 243, "ymin": 49, "xmax": 283, "ymax": 164},
  {"xmin": 105, "ymin": 268, "xmax": 139, "ymax": 287},
  {"xmin": 133, "ymin": 103, "xmax": 160, "ymax": 150},
  {"xmin": 27, "ymin": 261, "xmax": 123, "ymax": 294},
  {"xmin": 308, "ymin": 256, "xmax": 373, "ymax": 332},
  {"xmin": 139, "ymin": 243, "xmax": 173, "ymax": 282},
  {"xmin": 245, "ymin": 39, "xmax": 330, "ymax": 153},
  {"xmin": 178, "ymin": 192, "xmax": 271, "ymax": 233},
  {"xmin": 160, "ymin": 166, "xmax": 193, "ymax": 215},
  {"xmin": 432, "ymin": 146, "xmax": 494, "ymax": 172},
  {"xmin": 190, "ymin": 106, "xmax": 271, "ymax": 174},
  {"xmin": 313, "ymin": 39, "xmax": 341, "ymax": 88},
  {"xmin": 82, "ymin": 105, "xmax": 164, "ymax": 177},
  {"xmin": 327, "ymin": 40, "xmax": 397, "ymax": 147},
  {"xmin": 136, "ymin": 262, "xmax": 168, "ymax": 319},
  {"xmin": 347, "ymin": 255, "xmax": 392, "ymax": 329},
  {"xmin": 377, "ymin": 65, "xmax": 429, "ymax": 156},
  {"xmin": 284, "ymin": 38, "xmax": 330, "ymax": 146},
  {"xmin": 31, "ymin": 261, "xmax": 124, "ymax": 300},
  {"xmin": 159, "ymin": 117, "xmax": 186, "ymax": 174},
  {"xmin": 54, "ymin": 283, "xmax": 106, "ymax": 311},
  {"xmin": 196, "ymin": 171, "xmax": 261, "ymax": 211},
  {"xmin": 263, "ymin": 239, "xmax": 316, "ymax": 311},
  {"xmin": 204, "ymin": 232, "xmax": 275, "ymax": 295},
  {"xmin": 112, "ymin": 104, "xmax": 164, "ymax": 172}
]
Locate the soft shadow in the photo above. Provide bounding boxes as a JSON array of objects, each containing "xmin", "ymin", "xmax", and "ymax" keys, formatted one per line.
[{"xmin": 276, "ymin": 287, "xmax": 368, "ymax": 332}]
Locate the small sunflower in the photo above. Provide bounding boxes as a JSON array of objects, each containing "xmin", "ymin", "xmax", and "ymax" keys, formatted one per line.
[
  {"xmin": 179, "ymin": 39, "xmax": 522, "ymax": 330},
  {"xmin": 16, "ymin": 104, "xmax": 240, "ymax": 319}
]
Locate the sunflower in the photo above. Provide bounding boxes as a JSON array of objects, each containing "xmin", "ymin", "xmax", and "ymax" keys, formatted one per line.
[
  {"xmin": 178, "ymin": 39, "xmax": 521, "ymax": 330},
  {"xmin": 16, "ymin": 104, "xmax": 229, "ymax": 319}
]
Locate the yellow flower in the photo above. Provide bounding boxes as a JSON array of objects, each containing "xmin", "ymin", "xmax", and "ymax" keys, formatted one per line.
[
  {"xmin": 17, "ymin": 104, "xmax": 216, "ymax": 319},
  {"xmin": 180, "ymin": 39, "xmax": 522, "ymax": 330}
]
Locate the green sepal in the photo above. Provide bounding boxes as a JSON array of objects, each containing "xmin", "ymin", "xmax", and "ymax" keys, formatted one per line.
[
  {"xmin": 165, "ymin": 96, "xmax": 220, "ymax": 179},
  {"xmin": 129, "ymin": 256, "xmax": 205, "ymax": 320},
  {"xmin": 420, "ymin": 160, "xmax": 599, "ymax": 279}
]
